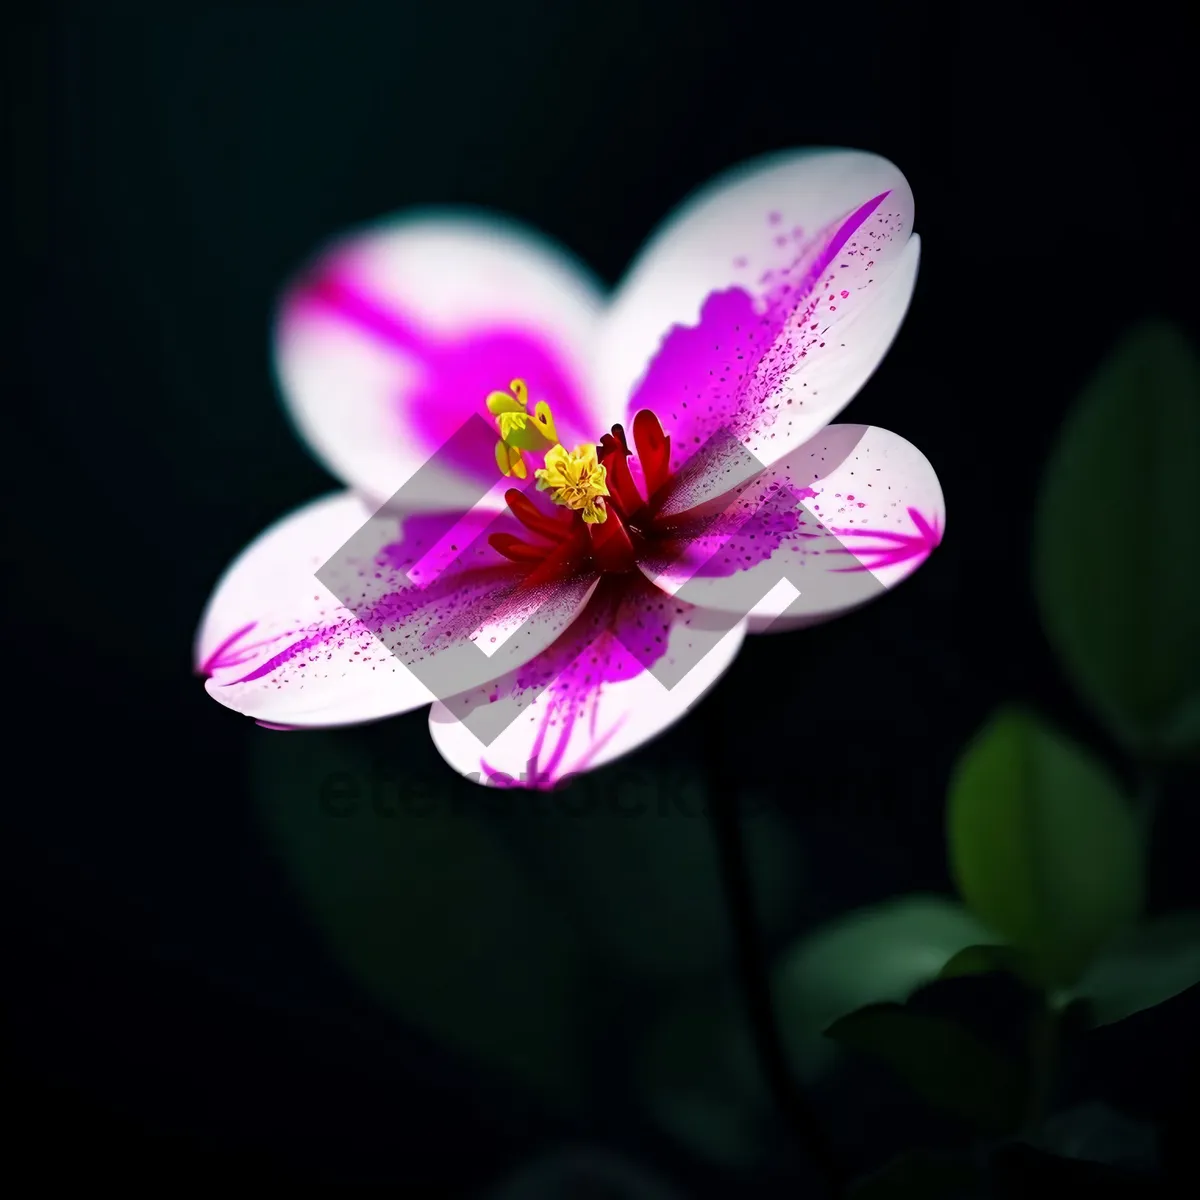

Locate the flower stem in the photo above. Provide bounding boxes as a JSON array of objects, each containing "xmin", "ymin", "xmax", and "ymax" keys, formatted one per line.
[{"xmin": 702, "ymin": 700, "xmax": 846, "ymax": 1198}]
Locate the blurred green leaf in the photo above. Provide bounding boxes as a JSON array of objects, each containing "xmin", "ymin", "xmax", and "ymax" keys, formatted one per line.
[
  {"xmin": 253, "ymin": 729, "xmax": 589, "ymax": 1104},
  {"xmin": 1068, "ymin": 911, "xmax": 1200, "ymax": 1025},
  {"xmin": 939, "ymin": 944, "xmax": 1035, "ymax": 982},
  {"xmin": 514, "ymin": 763, "xmax": 798, "ymax": 981},
  {"xmin": 850, "ymin": 1151, "xmax": 980, "ymax": 1199},
  {"xmin": 774, "ymin": 896, "xmax": 990, "ymax": 1079},
  {"xmin": 1033, "ymin": 318, "xmax": 1200, "ymax": 759},
  {"xmin": 826, "ymin": 1003, "xmax": 1026, "ymax": 1136},
  {"xmin": 1030, "ymin": 1102, "xmax": 1159, "ymax": 1173},
  {"xmin": 948, "ymin": 709, "xmax": 1143, "ymax": 986},
  {"xmin": 635, "ymin": 990, "xmax": 768, "ymax": 1167}
]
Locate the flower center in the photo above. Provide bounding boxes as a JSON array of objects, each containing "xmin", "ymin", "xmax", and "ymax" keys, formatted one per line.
[
  {"xmin": 485, "ymin": 380, "xmax": 678, "ymax": 575},
  {"xmin": 535, "ymin": 442, "xmax": 610, "ymax": 524}
]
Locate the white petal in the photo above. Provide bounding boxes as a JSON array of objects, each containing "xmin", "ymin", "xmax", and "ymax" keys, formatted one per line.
[
  {"xmin": 198, "ymin": 491, "xmax": 600, "ymax": 729},
  {"xmin": 196, "ymin": 491, "xmax": 373, "ymax": 676},
  {"xmin": 634, "ymin": 424, "xmax": 944, "ymax": 634},
  {"xmin": 275, "ymin": 211, "xmax": 607, "ymax": 508},
  {"xmin": 595, "ymin": 148, "xmax": 918, "ymax": 467},
  {"xmin": 428, "ymin": 576, "xmax": 746, "ymax": 787}
]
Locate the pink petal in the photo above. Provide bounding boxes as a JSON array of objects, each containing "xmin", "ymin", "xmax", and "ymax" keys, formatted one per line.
[
  {"xmin": 596, "ymin": 149, "xmax": 918, "ymax": 469},
  {"xmin": 428, "ymin": 575, "xmax": 746, "ymax": 788},
  {"xmin": 275, "ymin": 213, "xmax": 606, "ymax": 508},
  {"xmin": 636, "ymin": 425, "xmax": 944, "ymax": 632},
  {"xmin": 199, "ymin": 492, "xmax": 600, "ymax": 729}
]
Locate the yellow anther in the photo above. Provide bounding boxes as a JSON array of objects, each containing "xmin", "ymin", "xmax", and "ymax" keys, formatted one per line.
[
  {"xmin": 488, "ymin": 378, "xmax": 561, "ymax": 479},
  {"xmin": 535, "ymin": 443, "xmax": 609, "ymax": 524},
  {"xmin": 497, "ymin": 409, "xmax": 531, "ymax": 441},
  {"xmin": 531, "ymin": 400, "xmax": 559, "ymax": 445},
  {"xmin": 487, "ymin": 389, "xmax": 525, "ymax": 416},
  {"xmin": 495, "ymin": 440, "xmax": 528, "ymax": 479}
]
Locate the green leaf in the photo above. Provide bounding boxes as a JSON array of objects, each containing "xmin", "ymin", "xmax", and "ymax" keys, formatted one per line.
[
  {"xmin": 1030, "ymin": 1102, "xmax": 1159, "ymax": 1172},
  {"xmin": 938, "ymin": 944, "xmax": 1035, "ymax": 982},
  {"xmin": 825, "ymin": 1004, "xmax": 1025, "ymax": 1136},
  {"xmin": 773, "ymin": 896, "xmax": 991, "ymax": 1079},
  {"xmin": 1068, "ymin": 911, "xmax": 1200, "ymax": 1025},
  {"xmin": 1033, "ymin": 318, "xmax": 1200, "ymax": 759},
  {"xmin": 850, "ymin": 1151, "xmax": 980, "ymax": 1199},
  {"xmin": 252, "ymin": 729, "xmax": 589, "ymax": 1104},
  {"xmin": 948, "ymin": 709, "xmax": 1143, "ymax": 986}
]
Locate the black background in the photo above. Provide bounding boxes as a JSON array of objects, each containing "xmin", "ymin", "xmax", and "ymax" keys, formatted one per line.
[{"xmin": 8, "ymin": 2, "xmax": 1198, "ymax": 1194}]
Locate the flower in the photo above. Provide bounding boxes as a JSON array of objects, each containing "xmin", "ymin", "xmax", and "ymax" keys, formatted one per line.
[{"xmin": 195, "ymin": 148, "xmax": 944, "ymax": 788}]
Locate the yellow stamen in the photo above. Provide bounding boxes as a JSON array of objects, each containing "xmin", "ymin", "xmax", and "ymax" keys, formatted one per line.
[
  {"xmin": 497, "ymin": 409, "xmax": 530, "ymax": 441},
  {"xmin": 489, "ymin": 378, "xmax": 562, "ymax": 476},
  {"xmin": 535, "ymin": 443, "xmax": 609, "ymax": 524},
  {"xmin": 495, "ymin": 440, "xmax": 528, "ymax": 479},
  {"xmin": 531, "ymin": 400, "xmax": 559, "ymax": 445}
]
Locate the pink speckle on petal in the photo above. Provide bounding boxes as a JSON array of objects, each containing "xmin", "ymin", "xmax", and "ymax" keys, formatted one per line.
[{"xmin": 626, "ymin": 190, "xmax": 900, "ymax": 467}]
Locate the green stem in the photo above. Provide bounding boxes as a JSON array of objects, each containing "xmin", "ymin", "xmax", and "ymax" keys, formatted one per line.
[{"xmin": 703, "ymin": 695, "xmax": 845, "ymax": 1197}]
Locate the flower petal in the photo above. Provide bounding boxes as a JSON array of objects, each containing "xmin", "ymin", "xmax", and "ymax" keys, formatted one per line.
[
  {"xmin": 428, "ymin": 575, "xmax": 747, "ymax": 787},
  {"xmin": 196, "ymin": 491, "xmax": 370, "ymax": 676},
  {"xmin": 596, "ymin": 149, "xmax": 918, "ymax": 469},
  {"xmin": 275, "ymin": 212, "xmax": 606, "ymax": 508},
  {"xmin": 199, "ymin": 491, "xmax": 601, "ymax": 729},
  {"xmin": 636, "ymin": 424, "xmax": 944, "ymax": 633}
]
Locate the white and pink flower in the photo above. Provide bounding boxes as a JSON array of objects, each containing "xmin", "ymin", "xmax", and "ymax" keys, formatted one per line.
[{"xmin": 195, "ymin": 148, "xmax": 943, "ymax": 787}]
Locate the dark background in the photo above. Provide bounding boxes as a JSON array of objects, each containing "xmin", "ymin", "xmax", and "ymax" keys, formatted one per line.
[{"xmin": 7, "ymin": 2, "xmax": 1197, "ymax": 1194}]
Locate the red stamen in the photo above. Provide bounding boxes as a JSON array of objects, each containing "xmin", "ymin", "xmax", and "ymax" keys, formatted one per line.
[
  {"xmin": 488, "ymin": 532, "xmax": 553, "ymax": 564},
  {"xmin": 632, "ymin": 409, "xmax": 672, "ymax": 500},
  {"xmin": 597, "ymin": 423, "xmax": 646, "ymax": 518},
  {"xmin": 599, "ymin": 424, "xmax": 630, "ymax": 456},
  {"xmin": 504, "ymin": 488, "xmax": 573, "ymax": 541},
  {"xmin": 588, "ymin": 504, "xmax": 639, "ymax": 573}
]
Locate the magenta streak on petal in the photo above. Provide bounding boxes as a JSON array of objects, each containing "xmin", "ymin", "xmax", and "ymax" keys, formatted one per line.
[
  {"xmin": 378, "ymin": 508, "xmax": 515, "ymax": 584},
  {"xmin": 481, "ymin": 714, "xmax": 626, "ymax": 790},
  {"xmin": 207, "ymin": 504, "xmax": 578, "ymax": 708},
  {"xmin": 788, "ymin": 191, "xmax": 892, "ymax": 308},
  {"xmin": 627, "ymin": 190, "xmax": 898, "ymax": 478},
  {"xmin": 256, "ymin": 721, "xmax": 300, "ymax": 731},
  {"xmin": 626, "ymin": 287, "xmax": 758, "ymax": 475},
  {"xmin": 205, "ymin": 632, "xmax": 303, "ymax": 672},
  {"xmin": 293, "ymin": 273, "xmax": 594, "ymax": 484},
  {"xmin": 651, "ymin": 480, "xmax": 808, "ymax": 582},
  {"xmin": 202, "ymin": 620, "xmax": 340, "ymax": 678},
  {"xmin": 906, "ymin": 507, "xmax": 941, "ymax": 542},
  {"xmin": 457, "ymin": 575, "xmax": 679, "ymax": 788},
  {"xmin": 227, "ymin": 632, "xmax": 326, "ymax": 684},
  {"xmin": 215, "ymin": 557, "xmax": 535, "ymax": 691},
  {"xmin": 198, "ymin": 621, "xmax": 258, "ymax": 676},
  {"xmin": 826, "ymin": 507, "xmax": 941, "ymax": 573}
]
